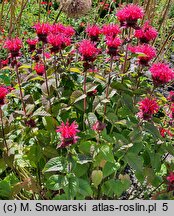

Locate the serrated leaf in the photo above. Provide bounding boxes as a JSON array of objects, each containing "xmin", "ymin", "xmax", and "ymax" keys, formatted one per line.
[{"xmin": 43, "ymin": 157, "xmax": 67, "ymax": 173}]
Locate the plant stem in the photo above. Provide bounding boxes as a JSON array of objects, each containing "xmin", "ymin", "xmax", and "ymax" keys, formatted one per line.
[
  {"xmin": 104, "ymin": 55, "xmax": 113, "ymax": 116},
  {"xmin": 15, "ymin": 59, "xmax": 27, "ymax": 116},
  {"xmin": 54, "ymin": 54, "xmax": 58, "ymax": 88},
  {"xmin": 42, "ymin": 43, "xmax": 52, "ymax": 113},
  {"xmin": 83, "ymin": 69, "xmax": 87, "ymax": 114},
  {"xmin": 0, "ymin": 107, "xmax": 9, "ymax": 153}
]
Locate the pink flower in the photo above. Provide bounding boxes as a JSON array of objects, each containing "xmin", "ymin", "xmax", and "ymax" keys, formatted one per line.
[
  {"xmin": 64, "ymin": 26, "xmax": 75, "ymax": 37},
  {"xmin": 47, "ymin": 34, "xmax": 71, "ymax": 53},
  {"xmin": 168, "ymin": 91, "xmax": 174, "ymax": 102},
  {"xmin": 34, "ymin": 62, "xmax": 45, "ymax": 76},
  {"xmin": 26, "ymin": 38, "xmax": 38, "ymax": 52},
  {"xmin": 102, "ymin": 24, "xmax": 121, "ymax": 38},
  {"xmin": 0, "ymin": 86, "xmax": 9, "ymax": 105},
  {"xmin": 129, "ymin": 44, "xmax": 156, "ymax": 65},
  {"xmin": 150, "ymin": 63, "xmax": 174, "ymax": 86},
  {"xmin": 137, "ymin": 97, "xmax": 159, "ymax": 120},
  {"xmin": 56, "ymin": 121, "xmax": 80, "ymax": 148},
  {"xmin": 86, "ymin": 25, "xmax": 101, "ymax": 41},
  {"xmin": 78, "ymin": 39, "xmax": 99, "ymax": 62},
  {"xmin": 166, "ymin": 172, "xmax": 174, "ymax": 191},
  {"xmin": 1, "ymin": 59, "xmax": 8, "ymax": 67},
  {"xmin": 92, "ymin": 121, "xmax": 106, "ymax": 133},
  {"xmin": 135, "ymin": 21, "xmax": 158, "ymax": 43},
  {"xmin": 4, "ymin": 37, "xmax": 22, "ymax": 57},
  {"xmin": 167, "ymin": 172, "xmax": 174, "ymax": 183},
  {"xmin": 116, "ymin": 4, "xmax": 144, "ymax": 28},
  {"xmin": 33, "ymin": 22, "xmax": 51, "ymax": 43},
  {"xmin": 50, "ymin": 23, "xmax": 65, "ymax": 34},
  {"xmin": 106, "ymin": 37, "xmax": 122, "ymax": 56}
]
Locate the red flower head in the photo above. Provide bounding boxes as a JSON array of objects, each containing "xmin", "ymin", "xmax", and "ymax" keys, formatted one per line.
[
  {"xmin": 116, "ymin": 4, "xmax": 144, "ymax": 28},
  {"xmin": 64, "ymin": 26, "xmax": 75, "ymax": 37},
  {"xmin": 0, "ymin": 86, "xmax": 9, "ymax": 105},
  {"xmin": 135, "ymin": 21, "xmax": 158, "ymax": 43},
  {"xmin": 129, "ymin": 44, "xmax": 156, "ymax": 65},
  {"xmin": 33, "ymin": 22, "xmax": 51, "ymax": 43},
  {"xmin": 92, "ymin": 121, "xmax": 106, "ymax": 133},
  {"xmin": 150, "ymin": 63, "xmax": 174, "ymax": 86},
  {"xmin": 86, "ymin": 25, "xmax": 102, "ymax": 42},
  {"xmin": 56, "ymin": 121, "xmax": 80, "ymax": 148},
  {"xmin": 102, "ymin": 24, "xmax": 121, "ymax": 38},
  {"xmin": 159, "ymin": 128, "xmax": 173, "ymax": 138},
  {"xmin": 26, "ymin": 38, "xmax": 38, "ymax": 52},
  {"xmin": 106, "ymin": 37, "xmax": 122, "ymax": 56},
  {"xmin": 78, "ymin": 39, "xmax": 99, "ymax": 62},
  {"xmin": 0, "ymin": 59, "xmax": 9, "ymax": 68},
  {"xmin": 50, "ymin": 23, "xmax": 65, "ymax": 34},
  {"xmin": 166, "ymin": 172, "xmax": 174, "ymax": 191},
  {"xmin": 47, "ymin": 34, "xmax": 71, "ymax": 53},
  {"xmin": 137, "ymin": 97, "xmax": 159, "ymax": 120},
  {"xmin": 34, "ymin": 62, "xmax": 45, "ymax": 76},
  {"xmin": 4, "ymin": 37, "xmax": 22, "ymax": 57},
  {"xmin": 168, "ymin": 91, "xmax": 174, "ymax": 102}
]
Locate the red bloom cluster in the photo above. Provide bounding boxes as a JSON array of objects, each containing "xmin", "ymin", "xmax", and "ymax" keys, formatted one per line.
[
  {"xmin": 0, "ymin": 86, "xmax": 9, "ymax": 105},
  {"xmin": 47, "ymin": 34, "xmax": 71, "ymax": 53},
  {"xmin": 78, "ymin": 40, "xmax": 99, "ymax": 62},
  {"xmin": 150, "ymin": 63, "xmax": 174, "ymax": 86},
  {"xmin": 34, "ymin": 62, "xmax": 45, "ymax": 76},
  {"xmin": 26, "ymin": 38, "xmax": 38, "ymax": 52},
  {"xmin": 33, "ymin": 22, "xmax": 51, "ymax": 43},
  {"xmin": 166, "ymin": 172, "xmax": 174, "ymax": 191},
  {"xmin": 135, "ymin": 21, "xmax": 158, "ymax": 43},
  {"xmin": 129, "ymin": 44, "xmax": 156, "ymax": 65},
  {"xmin": 86, "ymin": 25, "xmax": 101, "ymax": 41},
  {"xmin": 50, "ymin": 24, "xmax": 75, "ymax": 37},
  {"xmin": 137, "ymin": 97, "xmax": 159, "ymax": 120},
  {"xmin": 106, "ymin": 37, "xmax": 122, "ymax": 56},
  {"xmin": 4, "ymin": 37, "xmax": 22, "ymax": 57},
  {"xmin": 116, "ymin": 4, "xmax": 144, "ymax": 28},
  {"xmin": 56, "ymin": 121, "xmax": 80, "ymax": 148},
  {"xmin": 102, "ymin": 24, "xmax": 120, "ymax": 38}
]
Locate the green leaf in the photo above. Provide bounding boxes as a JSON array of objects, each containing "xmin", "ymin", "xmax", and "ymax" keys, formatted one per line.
[
  {"xmin": 125, "ymin": 152, "xmax": 144, "ymax": 173},
  {"xmin": 100, "ymin": 145, "xmax": 115, "ymax": 163},
  {"xmin": 43, "ymin": 157, "xmax": 67, "ymax": 173},
  {"xmin": 46, "ymin": 175, "xmax": 64, "ymax": 191},
  {"xmin": 103, "ymin": 162, "xmax": 120, "ymax": 178},
  {"xmin": 144, "ymin": 122, "xmax": 161, "ymax": 139},
  {"xmin": 78, "ymin": 178, "xmax": 93, "ymax": 197},
  {"xmin": 91, "ymin": 170, "xmax": 103, "ymax": 188},
  {"xmin": 0, "ymin": 180, "xmax": 11, "ymax": 199},
  {"xmin": 64, "ymin": 173, "xmax": 79, "ymax": 199},
  {"xmin": 0, "ymin": 158, "xmax": 7, "ymax": 174}
]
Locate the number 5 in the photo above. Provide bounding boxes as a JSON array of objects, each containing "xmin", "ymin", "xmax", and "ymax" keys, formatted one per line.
[{"xmin": 162, "ymin": 203, "xmax": 168, "ymax": 211}]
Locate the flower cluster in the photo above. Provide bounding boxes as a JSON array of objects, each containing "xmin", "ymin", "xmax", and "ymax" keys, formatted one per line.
[
  {"xmin": 56, "ymin": 121, "xmax": 80, "ymax": 148},
  {"xmin": 78, "ymin": 39, "xmax": 99, "ymax": 62},
  {"xmin": 0, "ymin": 86, "xmax": 9, "ymax": 106},
  {"xmin": 4, "ymin": 37, "xmax": 22, "ymax": 57},
  {"xmin": 135, "ymin": 21, "xmax": 158, "ymax": 43},
  {"xmin": 116, "ymin": 4, "xmax": 144, "ymax": 28},
  {"xmin": 129, "ymin": 44, "xmax": 156, "ymax": 65},
  {"xmin": 34, "ymin": 62, "xmax": 45, "ymax": 76},
  {"xmin": 150, "ymin": 63, "xmax": 174, "ymax": 86},
  {"xmin": 137, "ymin": 98, "xmax": 159, "ymax": 120},
  {"xmin": 166, "ymin": 172, "xmax": 174, "ymax": 191},
  {"xmin": 86, "ymin": 25, "xmax": 102, "ymax": 42}
]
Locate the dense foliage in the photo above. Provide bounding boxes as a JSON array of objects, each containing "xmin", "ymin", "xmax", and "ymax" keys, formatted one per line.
[{"xmin": 0, "ymin": 0, "xmax": 174, "ymax": 200}]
